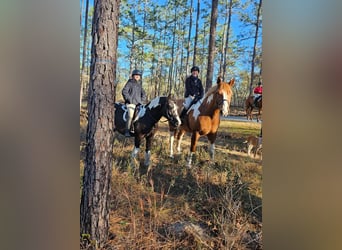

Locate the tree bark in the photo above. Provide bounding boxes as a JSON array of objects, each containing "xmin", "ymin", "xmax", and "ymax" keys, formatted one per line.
[
  {"xmin": 249, "ymin": 0, "xmax": 262, "ymax": 95},
  {"xmin": 205, "ymin": 0, "xmax": 219, "ymax": 92},
  {"xmin": 222, "ymin": 0, "xmax": 233, "ymax": 81},
  {"xmin": 80, "ymin": 0, "xmax": 90, "ymax": 109},
  {"xmin": 80, "ymin": 0, "xmax": 120, "ymax": 248},
  {"xmin": 185, "ymin": 0, "xmax": 193, "ymax": 75},
  {"xmin": 193, "ymin": 0, "xmax": 200, "ymax": 66}
]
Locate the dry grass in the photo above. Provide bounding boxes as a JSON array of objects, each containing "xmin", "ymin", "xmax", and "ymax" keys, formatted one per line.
[{"xmin": 80, "ymin": 108, "xmax": 262, "ymax": 249}]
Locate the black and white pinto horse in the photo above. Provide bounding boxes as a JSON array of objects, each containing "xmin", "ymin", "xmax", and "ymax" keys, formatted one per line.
[{"xmin": 114, "ymin": 95, "xmax": 181, "ymax": 166}]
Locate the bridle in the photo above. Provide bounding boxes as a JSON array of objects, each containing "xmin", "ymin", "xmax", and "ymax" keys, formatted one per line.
[{"xmin": 216, "ymin": 92, "xmax": 229, "ymax": 108}]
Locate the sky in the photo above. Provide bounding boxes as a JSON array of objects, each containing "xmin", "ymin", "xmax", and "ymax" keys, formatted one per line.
[{"xmin": 80, "ymin": 0, "xmax": 262, "ymax": 79}]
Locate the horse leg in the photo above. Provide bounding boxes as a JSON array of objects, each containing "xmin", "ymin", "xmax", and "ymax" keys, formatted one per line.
[
  {"xmin": 132, "ymin": 136, "xmax": 141, "ymax": 159},
  {"xmin": 247, "ymin": 144, "xmax": 253, "ymax": 157},
  {"xmin": 257, "ymin": 110, "xmax": 260, "ymax": 122},
  {"xmin": 169, "ymin": 130, "xmax": 175, "ymax": 158},
  {"xmin": 144, "ymin": 135, "xmax": 153, "ymax": 167},
  {"xmin": 187, "ymin": 132, "xmax": 200, "ymax": 167},
  {"xmin": 176, "ymin": 129, "xmax": 185, "ymax": 153},
  {"xmin": 207, "ymin": 133, "xmax": 217, "ymax": 160}
]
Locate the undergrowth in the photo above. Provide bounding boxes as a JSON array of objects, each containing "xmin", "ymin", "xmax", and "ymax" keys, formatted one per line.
[{"xmin": 80, "ymin": 116, "xmax": 262, "ymax": 249}]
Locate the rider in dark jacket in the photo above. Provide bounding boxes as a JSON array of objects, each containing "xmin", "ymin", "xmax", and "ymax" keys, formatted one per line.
[
  {"xmin": 122, "ymin": 69, "xmax": 147, "ymax": 136},
  {"xmin": 122, "ymin": 70, "xmax": 147, "ymax": 105},
  {"xmin": 180, "ymin": 66, "xmax": 204, "ymax": 119}
]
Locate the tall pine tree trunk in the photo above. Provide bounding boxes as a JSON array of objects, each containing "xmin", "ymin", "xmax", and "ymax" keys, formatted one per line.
[
  {"xmin": 80, "ymin": 0, "xmax": 120, "ymax": 248},
  {"xmin": 168, "ymin": 2, "xmax": 178, "ymax": 93},
  {"xmin": 193, "ymin": 0, "xmax": 200, "ymax": 66},
  {"xmin": 205, "ymin": 0, "xmax": 219, "ymax": 92},
  {"xmin": 222, "ymin": 0, "xmax": 233, "ymax": 81},
  {"xmin": 80, "ymin": 0, "xmax": 90, "ymax": 109},
  {"xmin": 80, "ymin": 0, "xmax": 84, "ymax": 27},
  {"xmin": 185, "ymin": 0, "xmax": 193, "ymax": 74},
  {"xmin": 249, "ymin": 0, "xmax": 262, "ymax": 95}
]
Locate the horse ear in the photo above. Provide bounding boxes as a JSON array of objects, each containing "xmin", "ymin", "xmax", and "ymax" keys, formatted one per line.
[
  {"xmin": 167, "ymin": 93, "xmax": 173, "ymax": 100},
  {"xmin": 229, "ymin": 78, "xmax": 235, "ymax": 87},
  {"xmin": 217, "ymin": 76, "xmax": 223, "ymax": 84}
]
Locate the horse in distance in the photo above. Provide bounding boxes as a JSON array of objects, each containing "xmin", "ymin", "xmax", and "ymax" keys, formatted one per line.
[{"xmin": 245, "ymin": 95, "xmax": 262, "ymax": 122}]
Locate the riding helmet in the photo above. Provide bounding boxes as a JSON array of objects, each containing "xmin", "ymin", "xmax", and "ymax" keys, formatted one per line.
[
  {"xmin": 191, "ymin": 66, "xmax": 200, "ymax": 72},
  {"xmin": 132, "ymin": 69, "xmax": 142, "ymax": 76}
]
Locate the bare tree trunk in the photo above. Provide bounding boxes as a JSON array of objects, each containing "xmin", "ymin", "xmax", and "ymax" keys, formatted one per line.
[
  {"xmin": 140, "ymin": 0, "xmax": 148, "ymax": 70},
  {"xmin": 80, "ymin": 0, "xmax": 84, "ymax": 27},
  {"xmin": 129, "ymin": 7, "xmax": 136, "ymax": 73},
  {"xmin": 80, "ymin": 0, "xmax": 90, "ymax": 109},
  {"xmin": 249, "ymin": 0, "xmax": 262, "ymax": 95},
  {"xmin": 80, "ymin": 0, "xmax": 120, "ymax": 248},
  {"xmin": 193, "ymin": 0, "xmax": 200, "ymax": 66},
  {"xmin": 218, "ymin": 6, "xmax": 228, "ymax": 78},
  {"xmin": 168, "ymin": 3, "xmax": 178, "ymax": 93},
  {"xmin": 205, "ymin": 0, "xmax": 219, "ymax": 92},
  {"xmin": 185, "ymin": 0, "xmax": 193, "ymax": 74},
  {"xmin": 222, "ymin": 0, "xmax": 233, "ymax": 81}
]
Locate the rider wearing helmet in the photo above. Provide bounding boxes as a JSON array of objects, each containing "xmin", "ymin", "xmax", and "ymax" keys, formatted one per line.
[
  {"xmin": 180, "ymin": 66, "xmax": 204, "ymax": 120},
  {"xmin": 122, "ymin": 69, "xmax": 147, "ymax": 137}
]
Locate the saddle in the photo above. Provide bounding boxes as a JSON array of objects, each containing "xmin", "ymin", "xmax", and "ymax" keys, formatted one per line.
[{"xmin": 114, "ymin": 103, "xmax": 143, "ymax": 122}]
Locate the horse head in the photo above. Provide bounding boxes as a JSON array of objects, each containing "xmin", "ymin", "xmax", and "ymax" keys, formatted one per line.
[
  {"xmin": 162, "ymin": 94, "xmax": 181, "ymax": 128},
  {"xmin": 216, "ymin": 77, "xmax": 235, "ymax": 116}
]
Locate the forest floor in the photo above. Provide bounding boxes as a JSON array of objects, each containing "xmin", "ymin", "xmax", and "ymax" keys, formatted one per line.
[{"xmin": 80, "ymin": 106, "xmax": 262, "ymax": 249}]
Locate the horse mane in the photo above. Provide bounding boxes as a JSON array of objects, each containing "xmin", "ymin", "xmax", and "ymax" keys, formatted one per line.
[{"xmin": 204, "ymin": 85, "xmax": 218, "ymax": 98}]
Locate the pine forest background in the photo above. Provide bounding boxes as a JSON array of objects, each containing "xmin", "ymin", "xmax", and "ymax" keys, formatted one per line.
[{"xmin": 80, "ymin": 0, "xmax": 262, "ymax": 108}]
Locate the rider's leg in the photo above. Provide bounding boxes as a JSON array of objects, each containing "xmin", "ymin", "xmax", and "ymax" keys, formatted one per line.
[
  {"xmin": 130, "ymin": 106, "xmax": 139, "ymax": 133},
  {"xmin": 125, "ymin": 104, "xmax": 136, "ymax": 136},
  {"xmin": 180, "ymin": 96, "xmax": 194, "ymax": 121}
]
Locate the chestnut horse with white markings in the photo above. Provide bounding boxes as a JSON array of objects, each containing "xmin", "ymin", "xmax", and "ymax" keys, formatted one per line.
[{"xmin": 169, "ymin": 77, "xmax": 235, "ymax": 167}]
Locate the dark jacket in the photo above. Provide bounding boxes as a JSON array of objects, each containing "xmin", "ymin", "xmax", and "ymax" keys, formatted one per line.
[
  {"xmin": 122, "ymin": 78, "xmax": 147, "ymax": 105},
  {"xmin": 184, "ymin": 75, "xmax": 204, "ymax": 100}
]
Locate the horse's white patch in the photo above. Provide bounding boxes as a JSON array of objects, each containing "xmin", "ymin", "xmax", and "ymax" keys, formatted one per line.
[
  {"xmin": 190, "ymin": 98, "xmax": 202, "ymax": 120},
  {"xmin": 188, "ymin": 97, "xmax": 204, "ymax": 120},
  {"xmin": 148, "ymin": 97, "xmax": 160, "ymax": 109},
  {"xmin": 131, "ymin": 147, "xmax": 140, "ymax": 158},
  {"xmin": 206, "ymin": 94, "xmax": 213, "ymax": 105},
  {"xmin": 144, "ymin": 151, "xmax": 151, "ymax": 166}
]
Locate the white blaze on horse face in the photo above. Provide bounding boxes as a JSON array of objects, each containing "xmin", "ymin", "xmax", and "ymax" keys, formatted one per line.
[
  {"xmin": 222, "ymin": 91, "xmax": 229, "ymax": 116},
  {"xmin": 171, "ymin": 102, "xmax": 182, "ymax": 125},
  {"xmin": 148, "ymin": 97, "xmax": 160, "ymax": 109}
]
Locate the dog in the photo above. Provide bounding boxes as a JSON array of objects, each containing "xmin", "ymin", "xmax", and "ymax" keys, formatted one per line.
[{"xmin": 243, "ymin": 136, "xmax": 262, "ymax": 159}]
